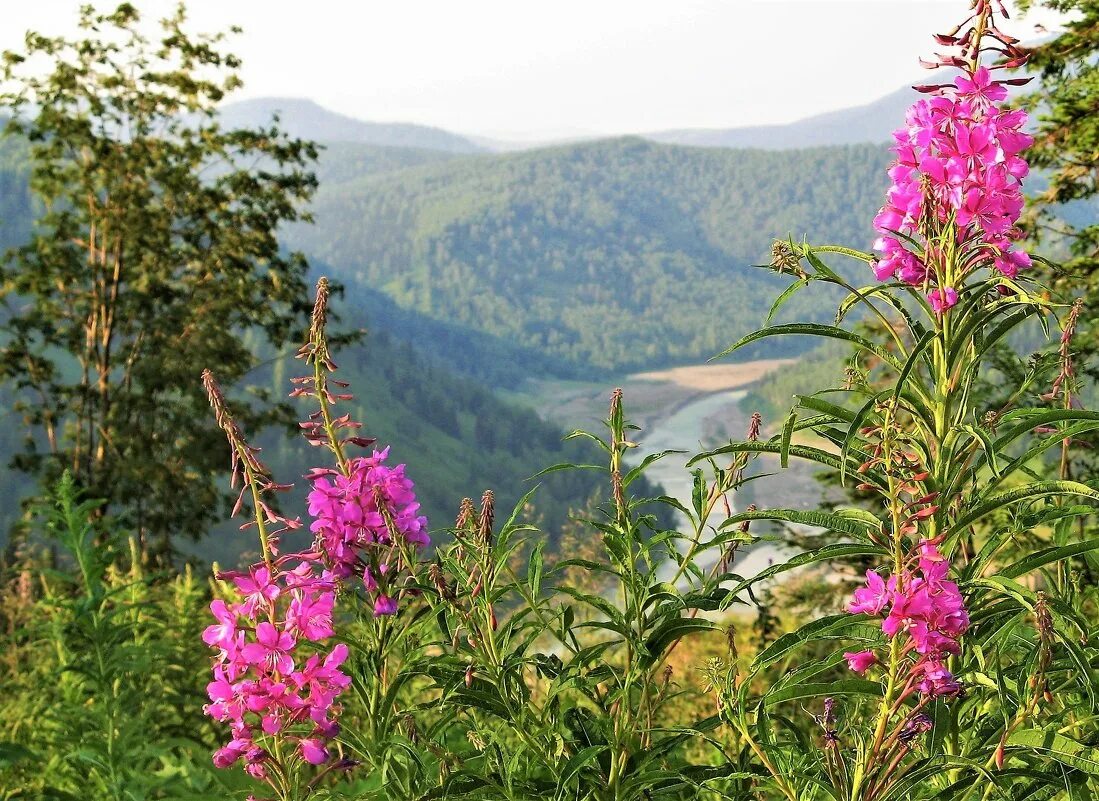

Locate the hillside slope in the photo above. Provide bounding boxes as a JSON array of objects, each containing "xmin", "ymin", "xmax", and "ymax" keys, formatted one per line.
[{"xmin": 288, "ymin": 137, "xmax": 892, "ymax": 370}]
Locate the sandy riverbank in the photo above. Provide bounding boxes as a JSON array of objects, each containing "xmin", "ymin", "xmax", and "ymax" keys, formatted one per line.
[
  {"xmin": 631, "ymin": 359, "xmax": 798, "ymax": 393},
  {"xmin": 518, "ymin": 357, "xmax": 796, "ymax": 433}
]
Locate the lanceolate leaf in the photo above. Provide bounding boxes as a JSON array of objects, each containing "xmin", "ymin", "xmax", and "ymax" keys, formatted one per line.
[
  {"xmin": 999, "ymin": 538, "xmax": 1099, "ymax": 579},
  {"xmin": 713, "ymin": 323, "xmax": 901, "ymax": 368},
  {"xmin": 718, "ymin": 508, "xmax": 881, "ymax": 541},
  {"xmin": 754, "ymin": 613, "xmax": 885, "ymax": 670},
  {"xmin": 949, "ymin": 481, "xmax": 1099, "ymax": 537},
  {"xmin": 764, "ymin": 679, "xmax": 882, "ymax": 707},
  {"xmin": 1006, "ymin": 729, "xmax": 1099, "ymax": 775},
  {"xmin": 721, "ymin": 543, "xmax": 888, "ymax": 606}
]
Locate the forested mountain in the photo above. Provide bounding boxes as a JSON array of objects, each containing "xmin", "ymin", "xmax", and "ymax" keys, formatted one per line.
[
  {"xmin": 0, "ymin": 134, "xmax": 606, "ymax": 560},
  {"xmin": 315, "ymin": 141, "xmax": 463, "ymax": 184},
  {"xmin": 217, "ymin": 97, "xmax": 484, "ymax": 152},
  {"xmin": 288, "ymin": 137, "xmax": 893, "ymax": 370}
]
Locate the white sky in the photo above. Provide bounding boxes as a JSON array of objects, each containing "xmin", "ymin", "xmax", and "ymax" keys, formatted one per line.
[{"xmin": 0, "ymin": 1, "xmax": 1066, "ymax": 140}]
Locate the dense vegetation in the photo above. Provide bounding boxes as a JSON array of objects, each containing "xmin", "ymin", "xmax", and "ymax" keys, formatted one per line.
[
  {"xmin": 288, "ymin": 138, "xmax": 892, "ymax": 370},
  {"xmin": 0, "ymin": 4, "xmax": 320, "ymax": 550}
]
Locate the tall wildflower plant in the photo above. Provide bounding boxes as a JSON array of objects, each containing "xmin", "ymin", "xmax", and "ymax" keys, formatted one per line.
[
  {"xmin": 202, "ymin": 279, "xmax": 432, "ymax": 799},
  {"xmin": 690, "ymin": 2, "xmax": 1099, "ymax": 798}
]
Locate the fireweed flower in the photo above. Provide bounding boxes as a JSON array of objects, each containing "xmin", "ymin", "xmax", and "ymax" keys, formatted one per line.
[
  {"xmin": 202, "ymin": 370, "xmax": 351, "ymax": 781},
  {"xmin": 872, "ymin": 56, "xmax": 1033, "ymax": 311},
  {"xmin": 202, "ymin": 278, "xmax": 432, "ymax": 791},
  {"xmin": 844, "ymin": 650, "xmax": 879, "ymax": 674},
  {"xmin": 307, "ymin": 449, "xmax": 429, "ymax": 613},
  {"xmin": 202, "ymin": 557, "xmax": 350, "ymax": 775},
  {"xmin": 844, "ymin": 540, "xmax": 969, "ymax": 698},
  {"xmin": 296, "ymin": 279, "xmax": 430, "ymax": 614}
]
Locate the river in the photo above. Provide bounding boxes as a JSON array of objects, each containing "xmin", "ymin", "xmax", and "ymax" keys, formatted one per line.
[{"xmin": 629, "ymin": 388, "xmax": 787, "ymax": 585}]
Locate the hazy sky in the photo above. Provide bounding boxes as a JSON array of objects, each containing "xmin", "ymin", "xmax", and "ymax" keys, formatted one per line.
[{"xmin": 1, "ymin": 1, "xmax": 1065, "ymax": 140}]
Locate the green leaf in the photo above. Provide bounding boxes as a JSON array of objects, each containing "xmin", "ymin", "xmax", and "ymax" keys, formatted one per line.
[
  {"xmin": 719, "ymin": 507, "xmax": 880, "ymax": 541},
  {"xmin": 689, "ymin": 441, "xmax": 886, "ymax": 490},
  {"xmin": 891, "ymin": 329, "xmax": 938, "ymax": 403},
  {"xmin": 795, "ymin": 394, "xmax": 856, "ymax": 423},
  {"xmin": 950, "ymin": 481, "xmax": 1099, "ymax": 536},
  {"xmin": 557, "ymin": 744, "xmax": 606, "ymax": 787},
  {"xmin": 724, "ymin": 543, "xmax": 888, "ymax": 604},
  {"xmin": 624, "ymin": 449, "xmax": 685, "ymax": 489},
  {"xmin": 767, "ymin": 278, "xmax": 809, "ymax": 324},
  {"xmin": 528, "ymin": 539, "xmax": 546, "ymax": 598},
  {"xmin": 764, "ymin": 679, "xmax": 881, "ymax": 706},
  {"xmin": 1006, "ymin": 729, "xmax": 1099, "ymax": 775},
  {"xmin": 779, "ymin": 410, "xmax": 795, "ymax": 469},
  {"xmin": 754, "ymin": 613, "xmax": 884, "ymax": 670},
  {"xmin": 713, "ymin": 323, "xmax": 899, "ymax": 368},
  {"xmin": 644, "ymin": 617, "xmax": 723, "ymax": 659},
  {"xmin": 1000, "ymin": 538, "xmax": 1099, "ymax": 579},
  {"xmin": 0, "ymin": 742, "xmax": 34, "ymax": 768},
  {"xmin": 841, "ymin": 390, "xmax": 886, "ymax": 486}
]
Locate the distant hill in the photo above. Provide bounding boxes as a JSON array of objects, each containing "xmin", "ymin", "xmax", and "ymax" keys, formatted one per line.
[
  {"xmin": 314, "ymin": 141, "xmax": 464, "ymax": 185},
  {"xmin": 287, "ymin": 136, "xmax": 893, "ymax": 371},
  {"xmin": 646, "ymin": 84, "xmax": 922, "ymax": 149},
  {"xmin": 217, "ymin": 97, "xmax": 484, "ymax": 153},
  {"xmin": 645, "ymin": 69, "xmax": 1033, "ymax": 150}
]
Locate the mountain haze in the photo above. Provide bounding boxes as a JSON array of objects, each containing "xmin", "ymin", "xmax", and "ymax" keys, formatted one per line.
[
  {"xmin": 645, "ymin": 68, "xmax": 1035, "ymax": 150},
  {"xmin": 217, "ymin": 97, "xmax": 484, "ymax": 152}
]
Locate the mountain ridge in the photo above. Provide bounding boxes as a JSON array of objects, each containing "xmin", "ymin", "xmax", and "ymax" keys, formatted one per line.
[{"xmin": 217, "ymin": 97, "xmax": 485, "ymax": 153}]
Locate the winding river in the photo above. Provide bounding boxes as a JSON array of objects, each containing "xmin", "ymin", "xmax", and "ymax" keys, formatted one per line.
[{"xmin": 629, "ymin": 388, "xmax": 785, "ymax": 585}]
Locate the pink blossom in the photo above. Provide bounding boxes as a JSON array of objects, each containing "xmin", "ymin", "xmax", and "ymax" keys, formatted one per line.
[
  {"xmin": 844, "ymin": 650, "xmax": 879, "ymax": 674},
  {"xmin": 954, "ymin": 66, "xmax": 1008, "ymax": 107},
  {"xmin": 373, "ymin": 594, "xmax": 398, "ymax": 616},
  {"xmin": 916, "ymin": 661, "xmax": 963, "ymax": 698},
  {"xmin": 213, "ymin": 738, "xmax": 251, "ymax": 769},
  {"xmin": 226, "ymin": 566, "xmax": 281, "ymax": 617},
  {"xmin": 994, "ymin": 248, "xmax": 1031, "ymax": 279},
  {"xmin": 928, "ymin": 287, "xmax": 959, "ymax": 314},
  {"xmin": 308, "ymin": 449, "xmax": 429, "ymax": 613},
  {"xmin": 287, "ymin": 588, "xmax": 336, "ymax": 642},
  {"xmin": 242, "ymin": 622, "xmax": 297, "ymax": 675},
  {"xmin": 300, "ymin": 738, "xmax": 329, "ymax": 765},
  {"xmin": 848, "ymin": 570, "xmax": 890, "ymax": 615},
  {"xmin": 203, "ymin": 600, "xmax": 239, "ymax": 650}
]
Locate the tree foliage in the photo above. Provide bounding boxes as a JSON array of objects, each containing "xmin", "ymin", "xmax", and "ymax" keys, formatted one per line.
[
  {"xmin": 0, "ymin": 2, "xmax": 317, "ymax": 548},
  {"xmin": 1018, "ymin": 0, "xmax": 1099, "ymax": 369}
]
